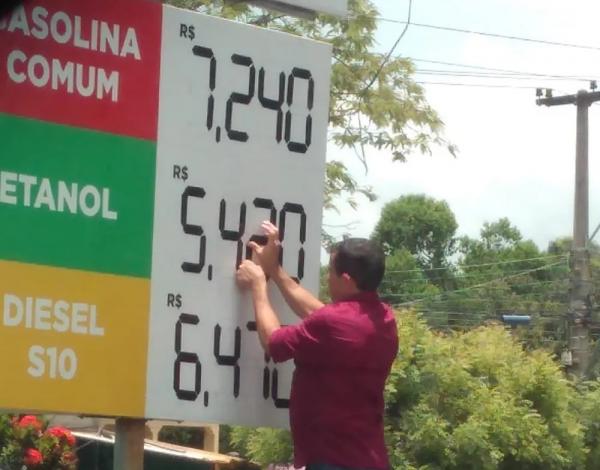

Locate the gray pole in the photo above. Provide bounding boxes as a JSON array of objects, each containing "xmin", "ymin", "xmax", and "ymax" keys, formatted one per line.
[
  {"xmin": 114, "ymin": 418, "xmax": 146, "ymax": 470},
  {"xmin": 570, "ymin": 90, "xmax": 592, "ymax": 376},
  {"xmin": 537, "ymin": 89, "xmax": 600, "ymax": 377}
]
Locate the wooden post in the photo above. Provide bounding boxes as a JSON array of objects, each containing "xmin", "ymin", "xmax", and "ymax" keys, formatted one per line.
[{"xmin": 114, "ymin": 418, "xmax": 146, "ymax": 470}]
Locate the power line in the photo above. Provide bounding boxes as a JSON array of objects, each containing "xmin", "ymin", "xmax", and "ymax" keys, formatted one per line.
[
  {"xmin": 333, "ymin": 57, "xmax": 597, "ymax": 93},
  {"xmin": 386, "ymin": 287, "xmax": 568, "ymax": 302},
  {"xmin": 381, "ymin": 278, "xmax": 567, "ymax": 289},
  {"xmin": 393, "ymin": 260, "xmax": 568, "ymax": 307},
  {"xmin": 370, "ymin": 18, "xmax": 600, "ymax": 52},
  {"xmin": 414, "ymin": 69, "xmax": 596, "ymax": 82},
  {"xmin": 383, "ymin": 266, "xmax": 567, "ymax": 282},
  {"xmin": 363, "ymin": 0, "xmax": 412, "ymax": 92},
  {"xmin": 409, "ymin": 58, "xmax": 599, "ymax": 80},
  {"xmin": 415, "ymin": 301, "xmax": 570, "ymax": 311},
  {"xmin": 389, "ymin": 287, "xmax": 571, "ymax": 301},
  {"xmin": 385, "ymin": 285, "xmax": 570, "ymax": 300},
  {"xmin": 415, "ymin": 81, "xmax": 543, "ymax": 90},
  {"xmin": 384, "ymin": 254, "xmax": 566, "ymax": 274},
  {"xmin": 417, "ymin": 314, "xmax": 565, "ymax": 324}
]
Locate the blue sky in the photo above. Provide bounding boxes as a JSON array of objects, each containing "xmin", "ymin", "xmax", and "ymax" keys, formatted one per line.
[{"xmin": 324, "ymin": 0, "xmax": 600, "ymax": 252}]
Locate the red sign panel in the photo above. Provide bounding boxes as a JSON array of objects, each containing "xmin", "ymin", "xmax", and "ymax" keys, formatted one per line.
[{"xmin": 0, "ymin": 0, "xmax": 162, "ymax": 141}]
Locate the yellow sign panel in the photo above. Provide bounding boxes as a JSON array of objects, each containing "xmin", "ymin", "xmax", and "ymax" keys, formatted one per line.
[{"xmin": 0, "ymin": 260, "xmax": 149, "ymax": 416}]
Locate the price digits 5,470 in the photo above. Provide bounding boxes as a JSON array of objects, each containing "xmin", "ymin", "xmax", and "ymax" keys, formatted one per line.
[
  {"xmin": 192, "ymin": 45, "xmax": 315, "ymax": 154},
  {"xmin": 180, "ymin": 186, "xmax": 307, "ymax": 283}
]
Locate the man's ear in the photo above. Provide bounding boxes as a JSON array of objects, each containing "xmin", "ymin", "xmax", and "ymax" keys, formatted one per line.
[{"xmin": 341, "ymin": 273, "xmax": 358, "ymax": 289}]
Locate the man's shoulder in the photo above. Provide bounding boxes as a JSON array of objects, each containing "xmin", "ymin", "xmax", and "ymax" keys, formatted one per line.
[
  {"xmin": 311, "ymin": 300, "xmax": 353, "ymax": 318},
  {"xmin": 306, "ymin": 303, "xmax": 336, "ymax": 322}
]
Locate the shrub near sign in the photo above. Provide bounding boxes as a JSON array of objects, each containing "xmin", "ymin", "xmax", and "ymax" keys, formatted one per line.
[{"xmin": 0, "ymin": 0, "xmax": 331, "ymax": 428}]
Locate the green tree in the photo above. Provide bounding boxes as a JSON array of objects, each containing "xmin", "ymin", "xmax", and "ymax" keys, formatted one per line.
[
  {"xmin": 161, "ymin": 0, "xmax": 452, "ymax": 212},
  {"xmin": 421, "ymin": 218, "xmax": 571, "ymax": 345},
  {"xmin": 458, "ymin": 218, "xmax": 541, "ymax": 269},
  {"xmin": 386, "ymin": 311, "xmax": 586, "ymax": 470},
  {"xmin": 379, "ymin": 248, "xmax": 439, "ymax": 311},
  {"xmin": 372, "ymin": 195, "xmax": 458, "ymax": 285}
]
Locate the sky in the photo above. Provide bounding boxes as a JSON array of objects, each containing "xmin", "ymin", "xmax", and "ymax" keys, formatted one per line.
[{"xmin": 323, "ymin": 0, "xmax": 600, "ymax": 253}]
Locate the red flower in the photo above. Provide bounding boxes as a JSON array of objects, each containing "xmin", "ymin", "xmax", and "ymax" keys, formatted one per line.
[
  {"xmin": 46, "ymin": 426, "xmax": 76, "ymax": 446},
  {"xmin": 17, "ymin": 415, "xmax": 42, "ymax": 431},
  {"xmin": 23, "ymin": 448, "xmax": 43, "ymax": 466}
]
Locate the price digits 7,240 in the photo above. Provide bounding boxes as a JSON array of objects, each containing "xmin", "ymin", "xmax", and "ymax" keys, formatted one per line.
[{"xmin": 192, "ymin": 45, "xmax": 315, "ymax": 154}]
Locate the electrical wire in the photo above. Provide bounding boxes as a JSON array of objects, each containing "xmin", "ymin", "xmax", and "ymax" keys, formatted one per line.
[
  {"xmin": 362, "ymin": 0, "xmax": 413, "ymax": 92},
  {"xmin": 414, "ymin": 69, "xmax": 595, "ymax": 82},
  {"xmin": 409, "ymin": 58, "xmax": 599, "ymax": 80},
  {"xmin": 382, "ymin": 268, "xmax": 567, "ymax": 282},
  {"xmin": 415, "ymin": 81, "xmax": 543, "ymax": 89},
  {"xmin": 392, "ymin": 260, "xmax": 568, "ymax": 307},
  {"xmin": 384, "ymin": 254, "xmax": 566, "ymax": 274},
  {"xmin": 368, "ymin": 17, "xmax": 600, "ymax": 52},
  {"xmin": 380, "ymin": 280, "xmax": 568, "ymax": 304}
]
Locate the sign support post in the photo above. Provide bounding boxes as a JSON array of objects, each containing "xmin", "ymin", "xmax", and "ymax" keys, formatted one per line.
[{"xmin": 114, "ymin": 418, "xmax": 146, "ymax": 470}]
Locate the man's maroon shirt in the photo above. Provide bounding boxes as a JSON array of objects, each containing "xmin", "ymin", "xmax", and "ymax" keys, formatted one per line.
[{"xmin": 269, "ymin": 291, "xmax": 398, "ymax": 469}]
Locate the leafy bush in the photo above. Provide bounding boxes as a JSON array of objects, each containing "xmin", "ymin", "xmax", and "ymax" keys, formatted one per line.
[
  {"xmin": 386, "ymin": 310, "xmax": 585, "ymax": 470},
  {"xmin": 573, "ymin": 380, "xmax": 600, "ymax": 469},
  {"xmin": 0, "ymin": 415, "xmax": 77, "ymax": 470},
  {"xmin": 229, "ymin": 426, "xmax": 293, "ymax": 465},
  {"xmin": 225, "ymin": 311, "xmax": 600, "ymax": 470}
]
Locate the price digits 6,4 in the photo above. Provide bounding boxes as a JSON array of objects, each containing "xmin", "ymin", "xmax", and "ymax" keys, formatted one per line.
[
  {"xmin": 173, "ymin": 317, "xmax": 289, "ymax": 409},
  {"xmin": 180, "ymin": 186, "xmax": 307, "ymax": 282},
  {"xmin": 192, "ymin": 45, "xmax": 315, "ymax": 154}
]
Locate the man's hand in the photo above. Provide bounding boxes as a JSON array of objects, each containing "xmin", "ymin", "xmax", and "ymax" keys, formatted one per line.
[
  {"xmin": 247, "ymin": 221, "xmax": 281, "ymax": 277},
  {"xmin": 236, "ymin": 259, "xmax": 266, "ymax": 290}
]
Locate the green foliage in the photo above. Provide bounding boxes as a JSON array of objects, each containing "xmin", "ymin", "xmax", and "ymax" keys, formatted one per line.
[
  {"xmin": 372, "ymin": 195, "xmax": 458, "ymax": 280},
  {"xmin": 575, "ymin": 380, "xmax": 600, "ymax": 468},
  {"xmin": 444, "ymin": 218, "xmax": 570, "ymax": 349},
  {"xmin": 319, "ymin": 264, "xmax": 332, "ymax": 303},
  {"xmin": 224, "ymin": 314, "xmax": 600, "ymax": 469},
  {"xmin": 386, "ymin": 311, "xmax": 586, "ymax": 470},
  {"xmin": 229, "ymin": 426, "xmax": 293, "ymax": 465},
  {"xmin": 379, "ymin": 248, "xmax": 439, "ymax": 309},
  {"xmin": 161, "ymin": 0, "xmax": 449, "ymax": 212}
]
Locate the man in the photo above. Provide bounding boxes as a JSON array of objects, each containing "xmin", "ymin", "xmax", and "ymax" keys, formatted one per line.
[{"xmin": 236, "ymin": 221, "xmax": 398, "ymax": 470}]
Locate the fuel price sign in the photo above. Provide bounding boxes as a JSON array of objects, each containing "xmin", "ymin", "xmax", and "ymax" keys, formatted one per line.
[
  {"xmin": 146, "ymin": 7, "xmax": 330, "ymax": 427},
  {"xmin": 0, "ymin": 0, "xmax": 331, "ymax": 428}
]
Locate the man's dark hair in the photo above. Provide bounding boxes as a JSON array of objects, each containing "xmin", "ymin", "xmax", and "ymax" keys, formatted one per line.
[{"xmin": 332, "ymin": 238, "xmax": 385, "ymax": 291}]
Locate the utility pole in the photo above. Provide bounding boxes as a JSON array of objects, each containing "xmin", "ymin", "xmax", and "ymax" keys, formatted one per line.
[{"xmin": 537, "ymin": 88, "xmax": 600, "ymax": 378}]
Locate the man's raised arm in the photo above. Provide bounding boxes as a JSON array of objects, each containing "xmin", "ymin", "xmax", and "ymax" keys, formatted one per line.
[{"xmin": 248, "ymin": 221, "xmax": 324, "ymax": 319}]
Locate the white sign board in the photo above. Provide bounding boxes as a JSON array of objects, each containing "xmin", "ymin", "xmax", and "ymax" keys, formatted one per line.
[{"xmin": 146, "ymin": 8, "xmax": 332, "ymax": 427}]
